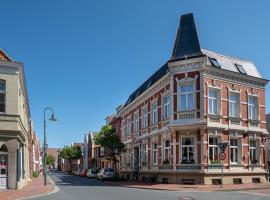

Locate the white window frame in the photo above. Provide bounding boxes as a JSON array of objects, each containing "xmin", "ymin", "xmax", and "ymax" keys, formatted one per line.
[
  {"xmin": 208, "ymin": 88, "xmax": 220, "ymax": 115},
  {"xmin": 163, "ymin": 95, "xmax": 171, "ymax": 119},
  {"xmin": 152, "ymin": 142, "xmax": 158, "ymax": 165},
  {"xmin": 127, "ymin": 116, "xmax": 132, "ymax": 136},
  {"xmin": 208, "ymin": 136, "xmax": 219, "ymax": 163},
  {"xmin": 181, "ymin": 136, "xmax": 195, "ymax": 164},
  {"xmin": 229, "ymin": 91, "xmax": 240, "ymax": 118},
  {"xmin": 151, "ymin": 102, "xmax": 158, "ymax": 125},
  {"xmin": 178, "ymin": 83, "xmax": 195, "ymax": 111},
  {"xmin": 134, "ymin": 111, "xmax": 139, "ymax": 131},
  {"xmin": 249, "ymin": 138, "xmax": 259, "ymax": 164},
  {"xmin": 248, "ymin": 95, "xmax": 259, "ymax": 120},
  {"xmin": 230, "ymin": 138, "xmax": 239, "ymax": 164},
  {"xmin": 142, "ymin": 107, "xmax": 148, "ymax": 129},
  {"xmin": 142, "ymin": 143, "xmax": 148, "ymax": 165},
  {"xmin": 163, "ymin": 139, "xmax": 171, "ymax": 163}
]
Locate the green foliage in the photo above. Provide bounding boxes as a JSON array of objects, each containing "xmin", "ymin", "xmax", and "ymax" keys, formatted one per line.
[
  {"xmin": 59, "ymin": 145, "xmax": 82, "ymax": 161},
  {"xmin": 32, "ymin": 171, "xmax": 39, "ymax": 177},
  {"xmin": 94, "ymin": 125, "xmax": 125, "ymax": 173},
  {"xmin": 94, "ymin": 125, "xmax": 125, "ymax": 155},
  {"xmin": 46, "ymin": 154, "xmax": 56, "ymax": 166}
]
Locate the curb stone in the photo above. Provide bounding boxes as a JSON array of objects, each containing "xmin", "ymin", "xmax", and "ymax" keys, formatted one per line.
[
  {"xmin": 16, "ymin": 176, "xmax": 59, "ymax": 200},
  {"xmin": 103, "ymin": 182, "xmax": 270, "ymax": 192}
]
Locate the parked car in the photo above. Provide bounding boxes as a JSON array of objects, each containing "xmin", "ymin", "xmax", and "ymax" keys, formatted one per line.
[
  {"xmin": 86, "ymin": 169, "xmax": 98, "ymax": 178},
  {"xmin": 80, "ymin": 169, "xmax": 87, "ymax": 177},
  {"xmin": 96, "ymin": 168, "xmax": 116, "ymax": 180},
  {"xmin": 75, "ymin": 169, "xmax": 81, "ymax": 176}
]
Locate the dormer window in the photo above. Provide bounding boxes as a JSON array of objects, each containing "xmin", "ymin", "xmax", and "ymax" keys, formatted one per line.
[
  {"xmin": 235, "ymin": 64, "xmax": 247, "ymax": 75},
  {"xmin": 209, "ymin": 57, "xmax": 221, "ymax": 68}
]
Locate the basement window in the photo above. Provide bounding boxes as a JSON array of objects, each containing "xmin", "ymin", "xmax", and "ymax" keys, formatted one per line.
[
  {"xmin": 235, "ymin": 64, "xmax": 247, "ymax": 75},
  {"xmin": 209, "ymin": 57, "xmax": 221, "ymax": 68}
]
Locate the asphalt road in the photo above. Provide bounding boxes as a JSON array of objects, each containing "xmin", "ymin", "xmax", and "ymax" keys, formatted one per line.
[{"xmin": 30, "ymin": 172, "xmax": 270, "ymax": 200}]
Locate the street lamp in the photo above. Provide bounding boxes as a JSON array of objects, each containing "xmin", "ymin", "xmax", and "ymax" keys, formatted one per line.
[{"xmin": 43, "ymin": 107, "xmax": 57, "ymax": 186}]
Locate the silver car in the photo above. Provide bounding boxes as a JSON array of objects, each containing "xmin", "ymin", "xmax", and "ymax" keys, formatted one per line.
[{"xmin": 96, "ymin": 168, "xmax": 116, "ymax": 180}]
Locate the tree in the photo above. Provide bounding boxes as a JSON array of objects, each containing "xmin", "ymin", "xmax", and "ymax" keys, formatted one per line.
[
  {"xmin": 46, "ymin": 154, "xmax": 55, "ymax": 166},
  {"xmin": 59, "ymin": 145, "xmax": 82, "ymax": 172},
  {"xmin": 94, "ymin": 125, "xmax": 125, "ymax": 173}
]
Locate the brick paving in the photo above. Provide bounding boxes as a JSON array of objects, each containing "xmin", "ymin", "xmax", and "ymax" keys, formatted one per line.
[
  {"xmin": 105, "ymin": 180, "xmax": 270, "ymax": 192},
  {"xmin": 0, "ymin": 175, "xmax": 54, "ymax": 200}
]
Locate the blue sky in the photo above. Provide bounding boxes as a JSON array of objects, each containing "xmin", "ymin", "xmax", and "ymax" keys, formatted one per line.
[{"xmin": 1, "ymin": 0, "xmax": 269, "ymax": 147}]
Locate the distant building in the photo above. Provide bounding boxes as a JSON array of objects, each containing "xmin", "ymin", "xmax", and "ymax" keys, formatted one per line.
[{"xmin": 47, "ymin": 148, "xmax": 60, "ymax": 169}]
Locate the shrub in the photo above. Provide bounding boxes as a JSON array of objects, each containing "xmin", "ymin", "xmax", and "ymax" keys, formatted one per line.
[{"xmin": 32, "ymin": 171, "xmax": 39, "ymax": 177}]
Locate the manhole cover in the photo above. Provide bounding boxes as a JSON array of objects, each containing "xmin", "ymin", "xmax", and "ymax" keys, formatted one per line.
[{"xmin": 178, "ymin": 198, "xmax": 194, "ymax": 200}]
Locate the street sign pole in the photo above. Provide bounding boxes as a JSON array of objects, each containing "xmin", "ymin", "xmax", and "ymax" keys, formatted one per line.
[{"xmin": 221, "ymin": 160, "xmax": 224, "ymax": 187}]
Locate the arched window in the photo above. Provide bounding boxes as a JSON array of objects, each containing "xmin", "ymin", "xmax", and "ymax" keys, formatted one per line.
[
  {"xmin": 0, "ymin": 81, "xmax": 5, "ymax": 112},
  {"xmin": 0, "ymin": 144, "xmax": 8, "ymax": 152}
]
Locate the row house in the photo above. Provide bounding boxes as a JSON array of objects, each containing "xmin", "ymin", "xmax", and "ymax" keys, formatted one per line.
[
  {"xmin": 118, "ymin": 13, "xmax": 269, "ymax": 184},
  {"xmin": 0, "ymin": 49, "xmax": 36, "ymax": 189}
]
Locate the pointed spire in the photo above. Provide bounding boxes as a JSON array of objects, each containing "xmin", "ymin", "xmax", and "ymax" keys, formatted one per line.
[{"xmin": 171, "ymin": 13, "xmax": 202, "ymax": 61}]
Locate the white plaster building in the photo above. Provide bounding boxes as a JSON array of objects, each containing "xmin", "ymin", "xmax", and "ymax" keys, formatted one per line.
[{"xmin": 0, "ymin": 50, "xmax": 32, "ymax": 189}]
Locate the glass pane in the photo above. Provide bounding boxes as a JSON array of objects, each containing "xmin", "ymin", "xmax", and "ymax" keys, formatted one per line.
[
  {"xmin": 182, "ymin": 137, "xmax": 194, "ymax": 145},
  {"xmin": 209, "ymin": 90, "xmax": 217, "ymax": 98},
  {"xmin": 0, "ymin": 82, "xmax": 5, "ymax": 91},
  {"xmin": 180, "ymin": 94, "xmax": 186, "ymax": 110},
  {"xmin": 0, "ymin": 94, "xmax": 5, "ymax": 103},
  {"xmin": 187, "ymin": 93, "xmax": 194, "ymax": 109}
]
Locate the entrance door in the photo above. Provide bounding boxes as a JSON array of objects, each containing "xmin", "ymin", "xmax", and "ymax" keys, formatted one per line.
[{"xmin": 0, "ymin": 154, "xmax": 7, "ymax": 189}]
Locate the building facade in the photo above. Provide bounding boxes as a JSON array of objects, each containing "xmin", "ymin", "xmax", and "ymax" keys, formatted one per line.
[
  {"xmin": 0, "ymin": 50, "xmax": 33, "ymax": 189},
  {"xmin": 82, "ymin": 132, "xmax": 93, "ymax": 170},
  {"xmin": 118, "ymin": 13, "xmax": 269, "ymax": 184}
]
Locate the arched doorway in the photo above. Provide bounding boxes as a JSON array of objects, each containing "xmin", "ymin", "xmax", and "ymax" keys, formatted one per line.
[{"xmin": 0, "ymin": 144, "xmax": 8, "ymax": 189}]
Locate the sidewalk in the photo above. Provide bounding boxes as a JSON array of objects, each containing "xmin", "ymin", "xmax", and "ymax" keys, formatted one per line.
[
  {"xmin": 105, "ymin": 180, "xmax": 270, "ymax": 192},
  {"xmin": 0, "ymin": 175, "xmax": 55, "ymax": 200}
]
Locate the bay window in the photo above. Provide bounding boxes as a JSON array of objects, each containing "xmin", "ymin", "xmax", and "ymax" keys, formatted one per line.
[
  {"xmin": 142, "ymin": 107, "xmax": 148, "ymax": 128},
  {"xmin": 152, "ymin": 142, "xmax": 158, "ymax": 165},
  {"xmin": 151, "ymin": 102, "xmax": 158, "ymax": 125},
  {"xmin": 248, "ymin": 96, "xmax": 258, "ymax": 120},
  {"xmin": 229, "ymin": 92, "xmax": 240, "ymax": 117},
  {"xmin": 209, "ymin": 136, "xmax": 219, "ymax": 163},
  {"xmin": 163, "ymin": 139, "xmax": 170, "ymax": 164},
  {"xmin": 208, "ymin": 88, "xmax": 219, "ymax": 115},
  {"xmin": 163, "ymin": 96, "xmax": 171, "ymax": 119},
  {"xmin": 179, "ymin": 84, "xmax": 194, "ymax": 111},
  {"xmin": 181, "ymin": 137, "xmax": 195, "ymax": 164}
]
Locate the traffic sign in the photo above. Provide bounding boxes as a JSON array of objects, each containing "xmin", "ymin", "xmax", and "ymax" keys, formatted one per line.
[
  {"xmin": 218, "ymin": 142, "xmax": 229, "ymax": 152},
  {"xmin": 219, "ymin": 152, "xmax": 226, "ymax": 160}
]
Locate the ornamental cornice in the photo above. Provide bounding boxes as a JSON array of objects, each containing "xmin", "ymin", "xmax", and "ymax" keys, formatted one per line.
[{"xmin": 204, "ymin": 67, "xmax": 267, "ymax": 88}]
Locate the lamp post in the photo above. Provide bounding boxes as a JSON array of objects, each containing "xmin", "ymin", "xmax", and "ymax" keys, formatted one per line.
[{"xmin": 43, "ymin": 107, "xmax": 57, "ymax": 186}]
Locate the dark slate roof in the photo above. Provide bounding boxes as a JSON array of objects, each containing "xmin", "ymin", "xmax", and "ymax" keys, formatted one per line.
[
  {"xmin": 170, "ymin": 13, "xmax": 202, "ymax": 61},
  {"xmin": 124, "ymin": 13, "xmax": 202, "ymax": 107},
  {"xmin": 124, "ymin": 63, "xmax": 169, "ymax": 107}
]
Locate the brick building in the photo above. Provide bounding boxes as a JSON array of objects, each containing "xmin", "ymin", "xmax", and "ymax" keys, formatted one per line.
[{"xmin": 118, "ymin": 13, "xmax": 269, "ymax": 184}]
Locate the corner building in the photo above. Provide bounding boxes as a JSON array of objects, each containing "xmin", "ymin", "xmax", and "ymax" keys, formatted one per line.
[{"xmin": 118, "ymin": 13, "xmax": 269, "ymax": 185}]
